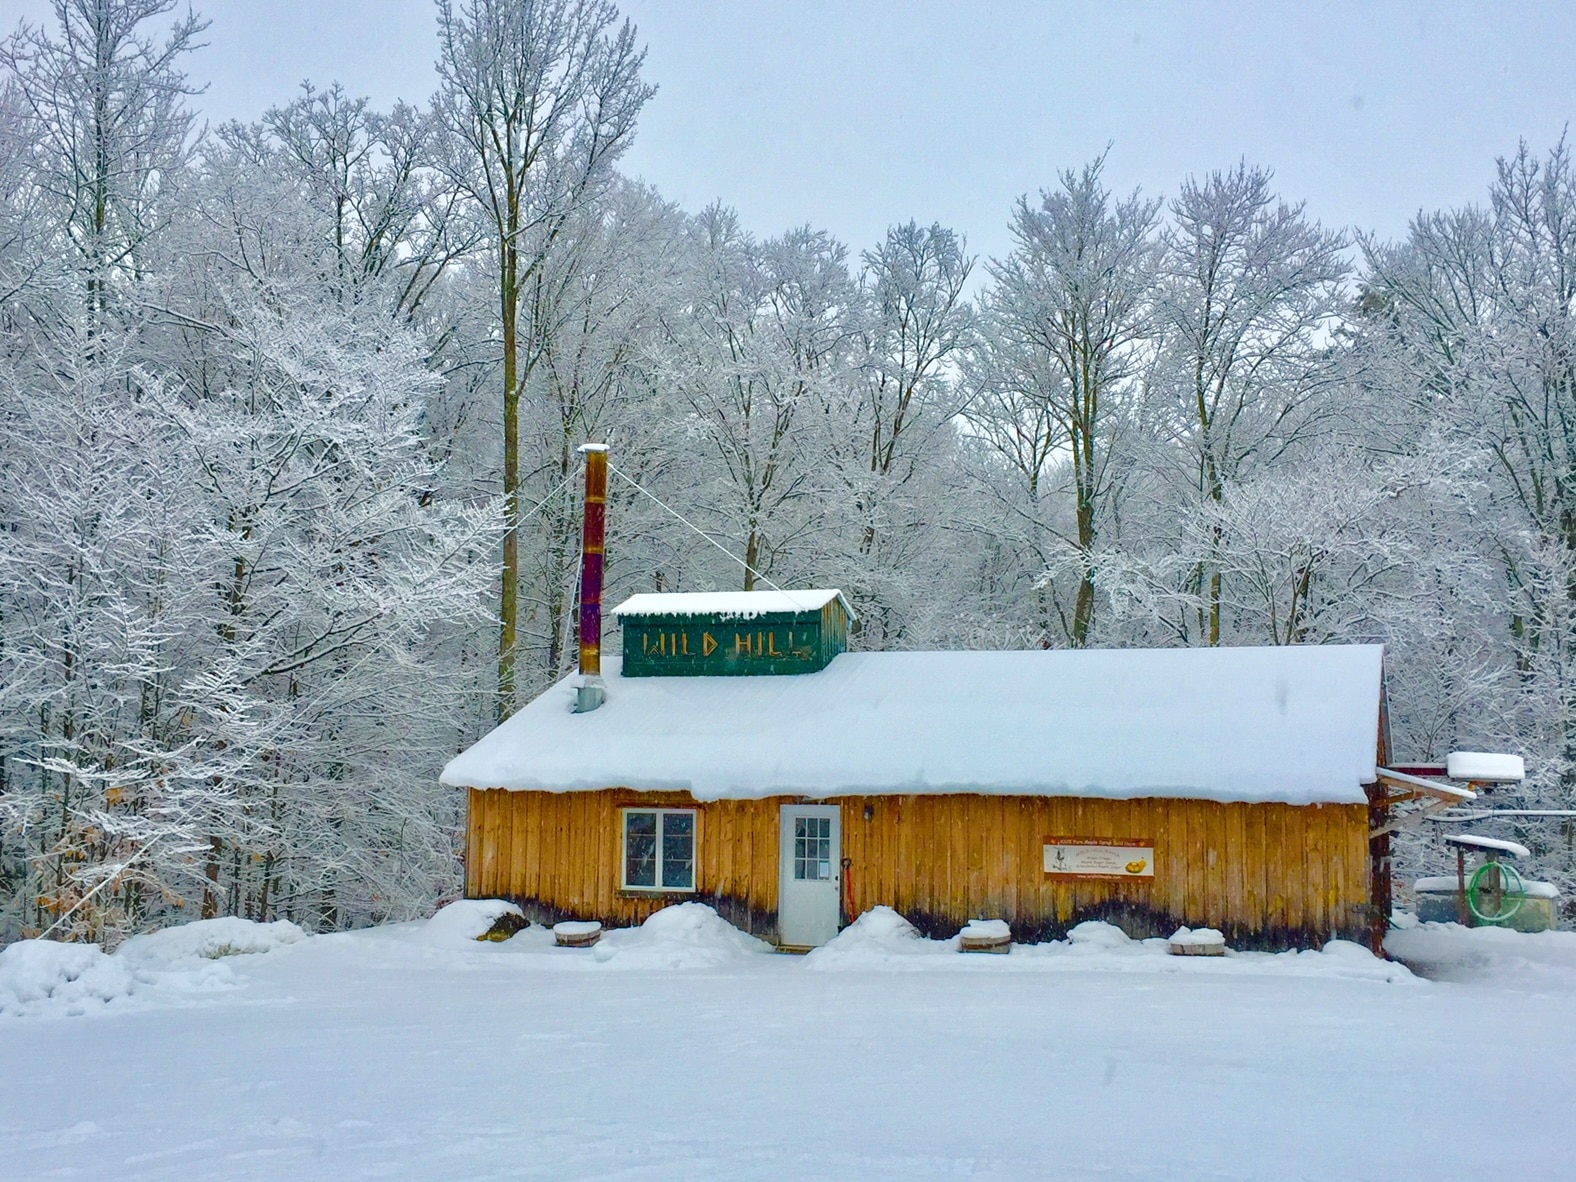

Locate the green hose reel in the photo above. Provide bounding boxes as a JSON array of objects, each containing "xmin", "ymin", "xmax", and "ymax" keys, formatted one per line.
[{"xmin": 1466, "ymin": 860, "xmax": 1526, "ymax": 925}]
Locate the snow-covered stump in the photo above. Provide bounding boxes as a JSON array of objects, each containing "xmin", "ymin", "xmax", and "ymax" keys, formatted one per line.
[
  {"xmin": 553, "ymin": 920, "xmax": 603, "ymax": 948},
  {"xmin": 959, "ymin": 919, "xmax": 1012, "ymax": 954},
  {"xmin": 1169, "ymin": 927, "xmax": 1227, "ymax": 956}
]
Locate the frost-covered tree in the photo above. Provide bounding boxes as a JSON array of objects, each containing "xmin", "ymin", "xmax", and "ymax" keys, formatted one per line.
[
  {"xmin": 1360, "ymin": 141, "xmax": 1576, "ymax": 896},
  {"xmin": 654, "ymin": 207, "xmax": 858, "ymax": 592},
  {"xmin": 1, "ymin": 0, "xmax": 204, "ymax": 321},
  {"xmin": 967, "ymin": 157, "xmax": 1160, "ymax": 646},
  {"xmin": 0, "ymin": 319, "xmax": 222, "ymax": 944},
  {"xmin": 833, "ymin": 221, "xmax": 975, "ymax": 646},
  {"xmin": 164, "ymin": 282, "xmax": 499, "ymax": 928},
  {"xmin": 1150, "ymin": 163, "xmax": 1348, "ymax": 644},
  {"xmin": 257, "ymin": 82, "xmax": 467, "ymax": 318},
  {"xmin": 509, "ymin": 180, "xmax": 682, "ymax": 688}
]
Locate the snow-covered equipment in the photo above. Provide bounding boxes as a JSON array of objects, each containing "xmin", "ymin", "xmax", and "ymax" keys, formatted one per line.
[
  {"xmin": 553, "ymin": 920, "xmax": 603, "ymax": 948},
  {"xmin": 1367, "ymin": 766, "xmax": 1493, "ymax": 948},
  {"xmin": 1431, "ymin": 834, "xmax": 1540, "ymax": 929},
  {"xmin": 1442, "ymin": 833, "xmax": 1531, "ymax": 860},
  {"xmin": 1412, "ymin": 875, "xmax": 1561, "ymax": 932},
  {"xmin": 1168, "ymin": 927, "xmax": 1227, "ymax": 956},
  {"xmin": 958, "ymin": 919, "xmax": 1011, "ymax": 953}
]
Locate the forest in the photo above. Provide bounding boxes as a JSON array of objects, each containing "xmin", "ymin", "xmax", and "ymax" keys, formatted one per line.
[{"xmin": 2, "ymin": 0, "xmax": 1573, "ymax": 944}]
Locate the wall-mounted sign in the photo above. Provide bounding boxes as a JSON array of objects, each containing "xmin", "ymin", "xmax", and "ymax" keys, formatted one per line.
[{"xmin": 1043, "ymin": 837, "xmax": 1154, "ymax": 880}]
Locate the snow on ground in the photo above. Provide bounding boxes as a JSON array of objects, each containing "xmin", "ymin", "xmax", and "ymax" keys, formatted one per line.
[
  {"xmin": 1385, "ymin": 914, "xmax": 1576, "ymax": 991},
  {"xmin": 1, "ymin": 906, "xmax": 1571, "ymax": 1180}
]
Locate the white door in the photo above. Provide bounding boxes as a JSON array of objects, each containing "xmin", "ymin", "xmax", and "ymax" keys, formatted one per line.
[{"xmin": 779, "ymin": 804, "xmax": 841, "ymax": 948}]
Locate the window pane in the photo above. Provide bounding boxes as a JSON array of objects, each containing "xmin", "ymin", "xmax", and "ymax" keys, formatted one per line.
[
  {"xmin": 793, "ymin": 815, "xmax": 831, "ymax": 880},
  {"xmin": 661, "ymin": 812, "xmax": 694, "ymax": 890},
  {"xmin": 625, "ymin": 811, "xmax": 657, "ymax": 887}
]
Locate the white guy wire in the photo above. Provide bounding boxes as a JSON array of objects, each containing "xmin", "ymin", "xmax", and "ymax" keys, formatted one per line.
[
  {"xmin": 513, "ymin": 472, "xmax": 575, "ymax": 529},
  {"xmin": 1428, "ymin": 809, "xmax": 1576, "ymax": 822},
  {"xmin": 609, "ymin": 462, "xmax": 819, "ymax": 611}
]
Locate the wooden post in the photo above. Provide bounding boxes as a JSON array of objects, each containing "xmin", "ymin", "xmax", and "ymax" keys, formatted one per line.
[
  {"xmin": 1482, "ymin": 859, "xmax": 1503, "ymax": 921},
  {"xmin": 1365, "ymin": 782, "xmax": 1391, "ymax": 955},
  {"xmin": 1455, "ymin": 846, "xmax": 1469, "ymax": 926},
  {"xmin": 1367, "ymin": 680, "xmax": 1394, "ymax": 955}
]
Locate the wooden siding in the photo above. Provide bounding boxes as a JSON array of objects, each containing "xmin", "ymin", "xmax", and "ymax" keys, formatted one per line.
[{"xmin": 466, "ymin": 789, "xmax": 1371, "ymax": 947}]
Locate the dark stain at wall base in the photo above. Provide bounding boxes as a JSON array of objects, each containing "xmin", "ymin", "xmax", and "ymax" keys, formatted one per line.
[
  {"xmin": 491, "ymin": 893, "xmax": 1356, "ymax": 953},
  {"xmin": 504, "ymin": 892, "xmax": 778, "ymax": 945},
  {"xmin": 905, "ymin": 899, "xmax": 1362, "ymax": 953}
]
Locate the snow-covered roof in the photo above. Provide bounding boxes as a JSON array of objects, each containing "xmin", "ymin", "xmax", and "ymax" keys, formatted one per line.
[
  {"xmin": 1446, "ymin": 751, "xmax": 1525, "ymax": 783},
  {"xmin": 610, "ymin": 588, "xmax": 855, "ymax": 620},
  {"xmin": 1442, "ymin": 834, "xmax": 1532, "ymax": 859},
  {"xmin": 442, "ymin": 644, "xmax": 1385, "ymax": 805}
]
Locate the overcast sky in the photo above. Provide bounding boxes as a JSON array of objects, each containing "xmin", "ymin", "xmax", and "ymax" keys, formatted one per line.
[{"xmin": 10, "ymin": 0, "xmax": 1576, "ymax": 260}]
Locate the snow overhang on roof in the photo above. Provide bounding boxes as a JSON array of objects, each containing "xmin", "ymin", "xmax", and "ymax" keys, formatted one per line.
[
  {"xmin": 610, "ymin": 588, "xmax": 857, "ymax": 622},
  {"xmin": 442, "ymin": 643, "xmax": 1385, "ymax": 807}
]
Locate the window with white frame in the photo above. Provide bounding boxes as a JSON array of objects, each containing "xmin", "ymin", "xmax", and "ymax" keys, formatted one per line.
[{"xmin": 621, "ymin": 808, "xmax": 696, "ymax": 891}]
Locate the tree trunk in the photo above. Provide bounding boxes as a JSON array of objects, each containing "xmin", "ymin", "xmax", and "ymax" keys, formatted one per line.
[
  {"xmin": 498, "ymin": 233, "xmax": 520, "ymax": 720},
  {"xmin": 201, "ymin": 836, "xmax": 221, "ymax": 919},
  {"xmin": 743, "ymin": 529, "xmax": 761, "ymax": 591}
]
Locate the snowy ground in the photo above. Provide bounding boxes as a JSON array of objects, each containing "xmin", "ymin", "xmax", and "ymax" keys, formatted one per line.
[{"xmin": 3, "ymin": 904, "xmax": 1573, "ymax": 1181}]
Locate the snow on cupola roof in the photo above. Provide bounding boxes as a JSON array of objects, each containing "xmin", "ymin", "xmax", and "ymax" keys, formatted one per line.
[{"xmin": 610, "ymin": 589, "xmax": 855, "ymax": 620}]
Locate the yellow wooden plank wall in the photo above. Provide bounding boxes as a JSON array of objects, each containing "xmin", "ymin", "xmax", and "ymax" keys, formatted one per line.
[{"xmin": 466, "ymin": 789, "xmax": 1370, "ymax": 944}]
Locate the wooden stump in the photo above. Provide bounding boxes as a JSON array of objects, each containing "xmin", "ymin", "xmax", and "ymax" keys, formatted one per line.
[
  {"xmin": 553, "ymin": 920, "xmax": 603, "ymax": 948},
  {"xmin": 959, "ymin": 919, "xmax": 1012, "ymax": 954},
  {"xmin": 1168, "ymin": 926, "xmax": 1226, "ymax": 956}
]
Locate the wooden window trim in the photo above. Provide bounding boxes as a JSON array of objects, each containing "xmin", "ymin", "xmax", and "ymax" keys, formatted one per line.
[{"xmin": 620, "ymin": 807, "xmax": 697, "ymax": 893}]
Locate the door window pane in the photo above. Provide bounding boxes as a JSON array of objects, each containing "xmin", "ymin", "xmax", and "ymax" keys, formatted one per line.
[
  {"xmin": 661, "ymin": 811, "xmax": 695, "ymax": 890},
  {"xmin": 624, "ymin": 811, "xmax": 657, "ymax": 887},
  {"xmin": 794, "ymin": 815, "xmax": 832, "ymax": 880}
]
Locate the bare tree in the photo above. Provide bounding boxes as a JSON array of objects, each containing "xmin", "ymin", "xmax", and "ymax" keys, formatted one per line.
[
  {"xmin": 1, "ymin": 0, "xmax": 206, "ymax": 322},
  {"xmin": 1156, "ymin": 162, "xmax": 1348, "ymax": 643},
  {"xmin": 435, "ymin": 0, "xmax": 652, "ymax": 717},
  {"xmin": 657, "ymin": 207, "xmax": 854, "ymax": 592},
  {"xmin": 260, "ymin": 83, "xmax": 469, "ymax": 318},
  {"xmin": 972, "ymin": 156, "xmax": 1159, "ymax": 646}
]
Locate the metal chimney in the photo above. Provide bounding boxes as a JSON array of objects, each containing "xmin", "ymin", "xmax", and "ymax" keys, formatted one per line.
[{"xmin": 573, "ymin": 443, "xmax": 609, "ymax": 713}]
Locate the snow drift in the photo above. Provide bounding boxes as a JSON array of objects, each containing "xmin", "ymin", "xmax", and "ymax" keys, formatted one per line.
[
  {"xmin": 589, "ymin": 902, "xmax": 774, "ymax": 968},
  {"xmin": 1386, "ymin": 920, "xmax": 1576, "ymax": 989},
  {"xmin": 0, "ymin": 917, "xmax": 306, "ymax": 1019},
  {"xmin": 418, "ymin": 899, "xmax": 525, "ymax": 946}
]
